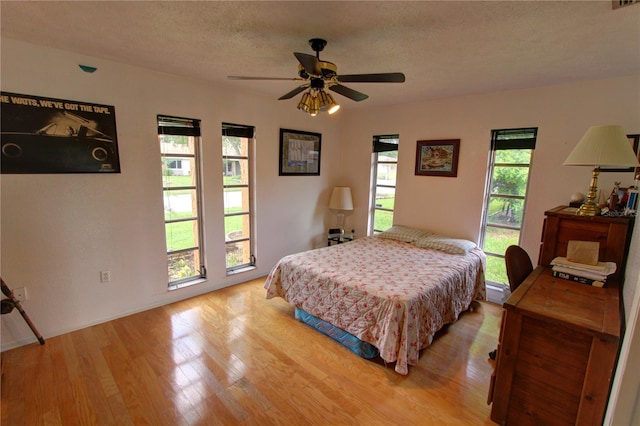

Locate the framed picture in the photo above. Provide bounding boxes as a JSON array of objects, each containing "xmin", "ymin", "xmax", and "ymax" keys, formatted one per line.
[
  {"xmin": 601, "ymin": 134, "xmax": 639, "ymax": 173},
  {"xmin": 415, "ymin": 139, "xmax": 460, "ymax": 177},
  {"xmin": 1, "ymin": 91, "xmax": 120, "ymax": 174},
  {"xmin": 279, "ymin": 128, "xmax": 321, "ymax": 176}
]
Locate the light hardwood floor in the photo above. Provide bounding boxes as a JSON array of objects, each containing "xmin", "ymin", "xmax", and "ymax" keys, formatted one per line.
[{"xmin": 1, "ymin": 277, "xmax": 502, "ymax": 425}]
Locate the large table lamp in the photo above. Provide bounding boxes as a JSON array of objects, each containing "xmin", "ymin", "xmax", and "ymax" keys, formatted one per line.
[
  {"xmin": 563, "ymin": 125, "xmax": 640, "ymax": 216},
  {"xmin": 329, "ymin": 186, "xmax": 353, "ymax": 232}
]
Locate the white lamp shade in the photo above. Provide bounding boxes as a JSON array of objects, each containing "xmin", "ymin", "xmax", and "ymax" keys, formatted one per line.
[
  {"xmin": 329, "ymin": 186, "xmax": 353, "ymax": 210},
  {"xmin": 563, "ymin": 125, "xmax": 640, "ymax": 168}
]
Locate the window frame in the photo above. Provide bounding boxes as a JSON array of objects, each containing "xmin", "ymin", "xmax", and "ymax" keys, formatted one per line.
[
  {"xmin": 480, "ymin": 127, "xmax": 537, "ymax": 287},
  {"xmin": 157, "ymin": 115, "xmax": 206, "ymax": 288},
  {"xmin": 369, "ymin": 134, "xmax": 399, "ymax": 235},
  {"xmin": 222, "ymin": 122, "xmax": 256, "ymax": 274}
]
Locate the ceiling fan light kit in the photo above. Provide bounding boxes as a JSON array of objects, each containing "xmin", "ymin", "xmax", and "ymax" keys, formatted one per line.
[
  {"xmin": 297, "ymin": 92, "xmax": 310, "ymax": 114},
  {"xmin": 297, "ymin": 91, "xmax": 317, "ymax": 115},
  {"xmin": 297, "ymin": 89, "xmax": 340, "ymax": 116},
  {"xmin": 318, "ymin": 91, "xmax": 340, "ymax": 114},
  {"xmin": 228, "ymin": 38, "xmax": 405, "ymax": 116}
]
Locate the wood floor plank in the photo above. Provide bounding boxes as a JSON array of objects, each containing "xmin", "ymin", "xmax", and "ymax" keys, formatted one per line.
[
  {"xmin": 70, "ymin": 331, "xmax": 118, "ymax": 425},
  {"xmin": 1, "ymin": 277, "xmax": 502, "ymax": 425},
  {"xmin": 46, "ymin": 335, "xmax": 78, "ymax": 425},
  {"xmin": 100, "ymin": 323, "xmax": 158, "ymax": 425},
  {"xmin": 1, "ymin": 346, "xmax": 26, "ymax": 424}
]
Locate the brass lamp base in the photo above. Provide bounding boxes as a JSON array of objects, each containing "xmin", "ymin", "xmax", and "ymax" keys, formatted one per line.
[
  {"xmin": 577, "ymin": 200, "xmax": 601, "ymax": 216},
  {"xmin": 577, "ymin": 167, "xmax": 601, "ymax": 216}
]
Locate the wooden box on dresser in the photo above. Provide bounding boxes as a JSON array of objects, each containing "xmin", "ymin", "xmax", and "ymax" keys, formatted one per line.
[{"xmin": 489, "ymin": 206, "xmax": 634, "ymax": 425}]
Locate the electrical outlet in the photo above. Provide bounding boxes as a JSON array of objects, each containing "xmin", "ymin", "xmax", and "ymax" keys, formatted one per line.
[
  {"xmin": 100, "ymin": 271, "xmax": 111, "ymax": 283},
  {"xmin": 13, "ymin": 287, "xmax": 27, "ymax": 301}
]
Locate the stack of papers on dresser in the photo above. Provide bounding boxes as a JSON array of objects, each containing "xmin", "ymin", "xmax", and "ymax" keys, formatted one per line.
[{"xmin": 551, "ymin": 257, "xmax": 616, "ymax": 287}]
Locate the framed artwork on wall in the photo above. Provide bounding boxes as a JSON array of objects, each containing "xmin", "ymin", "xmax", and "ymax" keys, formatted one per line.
[
  {"xmin": 279, "ymin": 128, "xmax": 321, "ymax": 176},
  {"xmin": 415, "ymin": 139, "xmax": 460, "ymax": 177},
  {"xmin": 600, "ymin": 134, "xmax": 639, "ymax": 173},
  {"xmin": 0, "ymin": 91, "xmax": 120, "ymax": 174}
]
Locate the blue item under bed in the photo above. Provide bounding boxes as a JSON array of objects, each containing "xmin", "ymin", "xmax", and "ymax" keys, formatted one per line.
[{"xmin": 294, "ymin": 307, "xmax": 380, "ymax": 359}]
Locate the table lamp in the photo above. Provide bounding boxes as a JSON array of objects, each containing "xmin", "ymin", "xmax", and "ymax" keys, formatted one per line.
[
  {"xmin": 329, "ymin": 186, "xmax": 353, "ymax": 232},
  {"xmin": 563, "ymin": 125, "xmax": 640, "ymax": 216}
]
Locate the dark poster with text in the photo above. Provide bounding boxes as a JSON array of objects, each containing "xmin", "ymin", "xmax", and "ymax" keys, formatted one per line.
[{"xmin": 1, "ymin": 92, "xmax": 120, "ymax": 173}]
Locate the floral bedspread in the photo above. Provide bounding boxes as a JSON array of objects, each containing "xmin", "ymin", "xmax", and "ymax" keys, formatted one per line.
[{"xmin": 264, "ymin": 236, "xmax": 486, "ymax": 375}]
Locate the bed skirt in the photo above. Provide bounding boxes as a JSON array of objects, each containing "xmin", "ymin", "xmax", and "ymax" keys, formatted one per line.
[{"xmin": 295, "ymin": 307, "xmax": 380, "ymax": 359}]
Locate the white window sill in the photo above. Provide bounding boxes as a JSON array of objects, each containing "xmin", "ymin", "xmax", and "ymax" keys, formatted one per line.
[
  {"xmin": 168, "ymin": 277, "xmax": 207, "ymax": 291},
  {"xmin": 226, "ymin": 265, "xmax": 256, "ymax": 276},
  {"xmin": 485, "ymin": 282, "xmax": 507, "ymax": 304}
]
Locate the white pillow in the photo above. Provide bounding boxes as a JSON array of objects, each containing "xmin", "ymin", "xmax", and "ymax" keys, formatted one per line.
[
  {"xmin": 377, "ymin": 225, "xmax": 431, "ymax": 243},
  {"xmin": 415, "ymin": 235, "xmax": 477, "ymax": 255}
]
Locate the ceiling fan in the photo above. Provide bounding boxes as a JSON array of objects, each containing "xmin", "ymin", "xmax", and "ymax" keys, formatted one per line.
[{"xmin": 228, "ymin": 38, "xmax": 405, "ymax": 115}]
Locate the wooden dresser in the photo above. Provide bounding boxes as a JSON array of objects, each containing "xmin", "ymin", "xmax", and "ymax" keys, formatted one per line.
[{"xmin": 489, "ymin": 207, "xmax": 634, "ymax": 425}]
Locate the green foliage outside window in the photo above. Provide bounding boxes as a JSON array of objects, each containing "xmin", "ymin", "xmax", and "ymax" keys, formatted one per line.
[
  {"xmin": 374, "ymin": 198, "xmax": 394, "ymax": 232},
  {"xmin": 483, "ymin": 147, "xmax": 533, "ymax": 286}
]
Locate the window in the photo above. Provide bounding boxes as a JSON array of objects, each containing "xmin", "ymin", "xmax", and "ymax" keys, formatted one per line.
[
  {"xmin": 167, "ymin": 159, "xmax": 185, "ymax": 172},
  {"xmin": 480, "ymin": 128, "xmax": 537, "ymax": 286},
  {"xmin": 222, "ymin": 122, "xmax": 255, "ymax": 272},
  {"xmin": 369, "ymin": 134, "xmax": 399, "ymax": 234},
  {"xmin": 157, "ymin": 115, "xmax": 206, "ymax": 287}
]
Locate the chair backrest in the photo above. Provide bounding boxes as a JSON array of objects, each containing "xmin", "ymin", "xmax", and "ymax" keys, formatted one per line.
[{"xmin": 505, "ymin": 245, "xmax": 534, "ymax": 292}]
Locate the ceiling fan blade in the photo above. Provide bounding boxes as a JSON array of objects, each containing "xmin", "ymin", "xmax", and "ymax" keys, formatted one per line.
[
  {"xmin": 228, "ymin": 76, "xmax": 302, "ymax": 81},
  {"xmin": 294, "ymin": 52, "xmax": 321, "ymax": 76},
  {"xmin": 329, "ymin": 84, "xmax": 369, "ymax": 102},
  {"xmin": 337, "ymin": 73, "xmax": 406, "ymax": 83},
  {"xmin": 278, "ymin": 84, "xmax": 309, "ymax": 100}
]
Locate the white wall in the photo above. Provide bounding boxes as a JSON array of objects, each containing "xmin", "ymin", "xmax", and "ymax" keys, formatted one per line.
[{"xmin": 0, "ymin": 38, "xmax": 343, "ymax": 348}]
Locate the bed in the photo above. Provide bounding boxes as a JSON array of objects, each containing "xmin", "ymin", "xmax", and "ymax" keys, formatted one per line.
[{"xmin": 264, "ymin": 226, "xmax": 486, "ymax": 375}]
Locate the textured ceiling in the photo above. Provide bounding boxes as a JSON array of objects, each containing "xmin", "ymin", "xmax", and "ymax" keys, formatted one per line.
[{"xmin": 1, "ymin": 1, "xmax": 639, "ymax": 110}]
